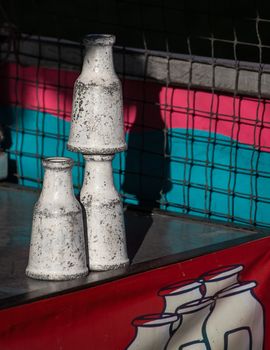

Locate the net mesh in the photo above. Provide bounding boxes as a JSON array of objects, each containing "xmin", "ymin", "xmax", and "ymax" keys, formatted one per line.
[{"xmin": 0, "ymin": 0, "xmax": 270, "ymax": 228}]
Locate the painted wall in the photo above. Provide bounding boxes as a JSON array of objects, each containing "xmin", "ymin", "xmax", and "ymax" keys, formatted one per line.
[{"xmin": 0, "ymin": 63, "xmax": 270, "ymax": 226}]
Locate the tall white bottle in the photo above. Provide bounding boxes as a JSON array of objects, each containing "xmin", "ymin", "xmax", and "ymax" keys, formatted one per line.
[
  {"xmin": 67, "ymin": 34, "xmax": 126, "ymax": 155},
  {"xmin": 26, "ymin": 157, "xmax": 88, "ymax": 280}
]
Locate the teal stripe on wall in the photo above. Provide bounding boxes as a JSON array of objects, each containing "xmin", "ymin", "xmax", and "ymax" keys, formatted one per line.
[{"xmin": 2, "ymin": 106, "xmax": 270, "ymax": 227}]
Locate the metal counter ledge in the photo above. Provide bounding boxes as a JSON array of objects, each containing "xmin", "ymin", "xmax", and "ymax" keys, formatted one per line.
[{"xmin": 0, "ymin": 183, "xmax": 268, "ymax": 310}]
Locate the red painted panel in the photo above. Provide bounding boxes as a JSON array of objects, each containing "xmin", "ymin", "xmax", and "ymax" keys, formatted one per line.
[{"xmin": 0, "ymin": 237, "xmax": 269, "ymax": 349}]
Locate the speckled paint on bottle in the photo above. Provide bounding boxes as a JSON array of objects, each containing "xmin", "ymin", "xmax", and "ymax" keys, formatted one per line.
[
  {"xmin": 81, "ymin": 155, "xmax": 129, "ymax": 271},
  {"xmin": 67, "ymin": 34, "xmax": 127, "ymax": 154},
  {"xmin": 26, "ymin": 157, "xmax": 88, "ymax": 280}
]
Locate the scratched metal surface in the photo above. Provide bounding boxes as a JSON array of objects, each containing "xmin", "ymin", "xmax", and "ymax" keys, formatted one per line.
[{"xmin": 0, "ymin": 184, "xmax": 266, "ymax": 309}]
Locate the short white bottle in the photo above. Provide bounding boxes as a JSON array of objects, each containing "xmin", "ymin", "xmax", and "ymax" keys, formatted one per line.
[
  {"xmin": 159, "ymin": 279, "xmax": 203, "ymax": 313},
  {"xmin": 26, "ymin": 157, "xmax": 88, "ymax": 280}
]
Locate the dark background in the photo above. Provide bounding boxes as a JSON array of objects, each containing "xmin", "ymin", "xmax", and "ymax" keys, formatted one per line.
[{"xmin": 2, "ymin": 0, "xmax": 270, "ymax": 63}]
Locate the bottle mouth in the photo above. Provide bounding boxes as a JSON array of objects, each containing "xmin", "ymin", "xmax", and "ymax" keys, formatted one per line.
[
  {"xmin": 200, "ymin": 264, "xmax": 243, "ymax": 282},
  {"xmin": 42, "ymin": 157, "xmax": 74, "ymax": 169},
  {"xmin": 176, "ymin": 297, "xmax": 214, "ymax": 314},
  {"xmin": 132, "ymin": 313, "xmax": 179, "ymax": 327},
  {"xmin": 158, "ymin": 279, "xmax": 202, "ymax": 297},
  {"xmin": 217, "ymin": 281, "xmax": 257, "ymax": 299},
  {"xmin": 83, "ymin": 34, "xmax": 116, "ymax": 46}
]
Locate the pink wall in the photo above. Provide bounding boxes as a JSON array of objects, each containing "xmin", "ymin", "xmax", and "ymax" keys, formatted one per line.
[{"xmin": 1, "ymin": 63, "xmax": 269, "ymax": 151}]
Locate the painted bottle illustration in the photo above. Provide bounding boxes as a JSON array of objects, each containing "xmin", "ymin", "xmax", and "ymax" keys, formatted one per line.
[
  {"xmin": 159, "ymin": 279, "xmax": 203, "ymax": 313},
  {"xmin": 166, "ymin": 298, "xmax": 214, "ymax": 350},
  {"xmin": 127, "ymin": 313, "xmax": 179, "ymax": 350},
  {"xmin": 205, "ymin": 281, "xmax": 264, "ymax": 350},
  {"xmin": 158, "ymin": 279, "xmax": 203, "ymax": 331},
  {"xmin": 200, "ymin": 265, "xmax": 243, "ymax": 297},
  {"xmin": 126, "ymin": 265, "xmax": 264, "ymax": 350}
]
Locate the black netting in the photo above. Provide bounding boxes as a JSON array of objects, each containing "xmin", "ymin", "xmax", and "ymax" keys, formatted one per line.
[{"xmin": 0, "ymin": 0, "xmax": 270, "ymax": 228}]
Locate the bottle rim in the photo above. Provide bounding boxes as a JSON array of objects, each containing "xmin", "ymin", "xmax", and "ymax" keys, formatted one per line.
[
  {"xmin": 42, "ymin": 157, "xmax": 74, "ymax": 169},
  {"xmin": 158, "ymin": 279, "xmax": 202, "ymax": 297},
  {"xmin": 132, "ymin": 313, "xmax": 179, "ymax": 327},
  {"xmin": 176, "ymin": 297, "xmax": 214, "ymax": 314},
  {"xmin": 217, "ymin": 281, "xmax": 257, "ymax": 299},
  {"xmin": 200, "ymin": 264, "xmax": 243, "ymax": 282},
  {"xmin": 83, "ymin": 34, "xmax": 115, "ymax": 46}
]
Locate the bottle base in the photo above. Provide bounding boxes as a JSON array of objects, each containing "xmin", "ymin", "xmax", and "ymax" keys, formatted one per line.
[
  {"xmin": 25, "ymin": 268, "xmax": 89, "ymax": 281},
  {"xmin": 89, "ymin": 259, "xmax": 129, "ymax": 271},
  {"xmin": 67, "ymin": 143, "xmax": 127, "ymax": 154}
]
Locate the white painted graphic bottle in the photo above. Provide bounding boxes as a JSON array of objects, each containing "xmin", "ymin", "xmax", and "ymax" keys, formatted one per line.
[
  {"xmin": 200, "ymin": 265, "xmax": 243, "ymax": 297},
  {"xmin": 127, "ymin": 313, "xmax": 179, "ymax": 350},
  {"xmin": 166, "ymin": 297, "xmax": 214, "ymax": 350},
  {"xmin": 205, "ymin": 281, "xmax": 264, "ymax": 350},
  {"xmin": 159, "ymin": 279, "xmax": 203, "ymax": 331},
  {"xmin": 159, "ymin": 279, "xmax": 203, "ymax": 313}
]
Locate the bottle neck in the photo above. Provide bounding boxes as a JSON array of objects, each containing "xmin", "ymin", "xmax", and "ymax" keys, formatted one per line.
[
  {"xmin": 83, "ymin": 155, "xmax": 115, "ymax": 193},
  {"xmin": 203, "ymin": 274, "xmax": 239, "ymax": 297},
  {"xmin": 165, "ymin": 287, "xmax": 202, "ymax": 312},
  {"xmin": 81, "ymin": 45, "xmax": 115, "ymax": 79},
  {"xmin": 41, "ymin": 168, "xmax": 74, "ymax": 202},
  {"xmin": 80, "ymin": 155, "xmax": 122, "ymax": 205}
]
